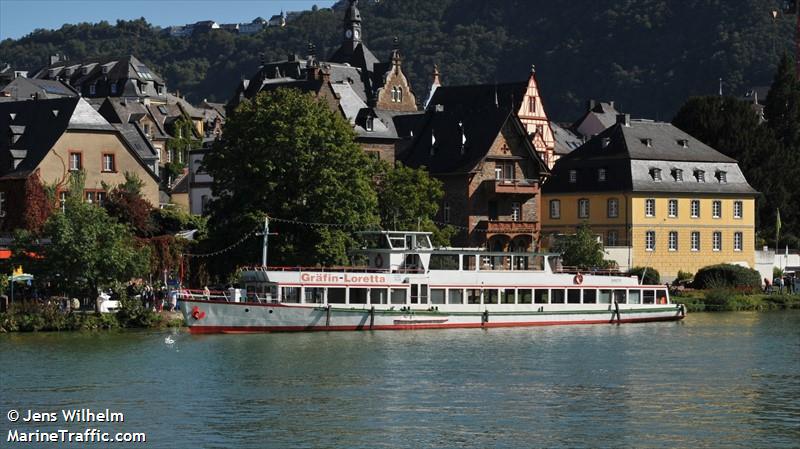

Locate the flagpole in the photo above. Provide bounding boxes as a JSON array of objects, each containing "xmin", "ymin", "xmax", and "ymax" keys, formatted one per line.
[{"xmin": 776, "ymin": 208, "xmax": 781, "ymax": 255}]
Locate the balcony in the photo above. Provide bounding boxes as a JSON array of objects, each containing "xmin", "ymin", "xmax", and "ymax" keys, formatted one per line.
[
  {"xmin": 479, "ymin": 220, "xmax": 539, "ymax": 235},
  {"xmin": 484, "ymin": 178, "xmax": 539, "ymax": 196}
]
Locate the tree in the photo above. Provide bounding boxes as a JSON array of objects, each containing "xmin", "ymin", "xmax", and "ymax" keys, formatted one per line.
[
  {"xmin": 764, "ymin": 55, "xmax": 800, "ymax": 149},
  {"xmin": 551, "ymin": 223, "xmax": 611, "ymax": 270},
  {"xmin": 375, "ymin": 161, "xmax": 455, "ymax": 246},
  {"xmin": 13, "ymin": 172, "xmax": 151, "ymax": 301},
  {"xmin": 203, "ymin": 88, "xmax": 379, "ymax": 269},
  {"xmin": 103, "ymin": 172, "xmax": 155, "ymax": 237}
]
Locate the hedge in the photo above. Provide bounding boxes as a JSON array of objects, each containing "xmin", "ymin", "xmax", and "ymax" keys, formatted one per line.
[{"xmin": 693, "ymin": 264, "xmax": 761, "ymax": 291}]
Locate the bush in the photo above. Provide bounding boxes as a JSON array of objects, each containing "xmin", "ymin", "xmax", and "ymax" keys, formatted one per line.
[
  {"xmin": 693, "ymin": 264, "xmax": 761, "ymax": 292},
  {"xmin": 676, "ymin": 270, "xmax": 693, "ymax": 284},
  {"xmin": 627, "ymin": 266, "xmax": 661, "ymax": 285}
]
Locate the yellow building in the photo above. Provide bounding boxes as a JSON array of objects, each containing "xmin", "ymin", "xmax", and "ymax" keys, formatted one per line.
[{"xmin": 541, "ymin": 116, "xmax": 758, "ymax": 281}]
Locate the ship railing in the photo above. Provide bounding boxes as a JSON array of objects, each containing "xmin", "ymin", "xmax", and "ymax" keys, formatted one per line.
[
  {"xmin": 239, "ymin": 265, "xmax": 426, "ymax": 274},
  {"xmin": 179, "ymin": 288, "xmax": 232, "ymax": 302},
  {"xmin": 556, "ymin": 266, "xmax": 625, "ymax": 276}
]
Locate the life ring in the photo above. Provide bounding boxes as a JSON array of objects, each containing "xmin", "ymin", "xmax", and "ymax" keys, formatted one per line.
[
  {"xmin": 191, "ymin": 306, "xmax": 206, "ymax": 320},
  {"xmin": 573, "ymin": 273, "xmax": 584, "ymax": 285},
  {"xmin": 375, "ymin": 254, "xmax": 384, "ymax": 268}
]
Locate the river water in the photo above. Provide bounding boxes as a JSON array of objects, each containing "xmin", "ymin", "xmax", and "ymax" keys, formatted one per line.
[{"xmin": 1, "ymin": 311, "xmax": 799, "ymax": 448}]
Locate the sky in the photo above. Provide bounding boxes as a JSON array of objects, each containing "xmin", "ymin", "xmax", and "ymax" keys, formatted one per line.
[{"xmin": 0, "ymin": 0, "xmax": 336, "ymax": 40}]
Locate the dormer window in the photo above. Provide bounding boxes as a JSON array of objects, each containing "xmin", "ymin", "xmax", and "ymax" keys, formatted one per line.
[
  {"xmin": 82, "ymin": 66, "xmax": 90, "ymax": 75},
  {"xmin": 678, "ymin": 139, "xmax": 689, "ymax": 148},
  {"xmin": 672, "ymin": 168, "xmax": 684, "ymax": 182},
  {"xmin": 641, "ymin": 138, "xmax": 653, "ymax": 147},
  {"xmin": 598, "ymin": 168, "xmax": 607, "ymax": 182},
  {"xmin": 716, "ymin": 170, "xmax": 727, "ymax": 183},
  {"xmin": 156, "ymin": 85, "xmax": 164, "ymax": 95},
  {"xmin": 89, "ymin": 84, "xmax": 96, "ymax": 95},
  {"xmin": 365, "ymin": 115, "xmax": 374, "ymax": 132},
  {"xmin": 568, "ymin": 169, "xmax": 577, "ymax": 183},
  {"xmin": 102, "ymin": 65, "xmax": 110, "ymax": 74},
  {"xmin": 650, "ymin": 168, "xmax": 662, "ymax": 182},
  {"xmin": 110, "ymin": 83, "xmax": 117, "ymax": 95},
  {"xmin": 695, "ymin": 169, "xmax": 705, "ymax": 182}
]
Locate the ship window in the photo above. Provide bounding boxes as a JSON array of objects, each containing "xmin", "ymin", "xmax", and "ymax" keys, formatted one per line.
[
  {"xmin": 370, "ymin": 289, "xmax": 388, "ymax": 304},
  {"xmin": 430, "ymin": 289, "xmax": 446, "ymax": 304},
  {"xmin": 410, "ymin": 284, "xmax": 428, "ymax": 304},
  {"xmin": 656, "ymin": 290, "xmax": 668, "ymax": 304},
  {"xmin": 643, "ymin": 290, "xmax": 655, "ymax": 304},
  {"xmin": 448, "ymin": 289, "xmax": 464, "ymax": 304},
  {"xmin": 430, "ymin": 254, "xmax": 459, "ymax": 270},
  {"xmin": 304, "ymin": 287, "xmax": 324, "ymax": 304},
  {"xmin": 390, "ymin": 289, "xmax": 407, "ymax": 305},
  {"xmin": 388, "ymin": 236, "xmax": 406, "ymax": 249},
  {"xmin": 583, "ymin": 289, "xmax": 597, "ymax": 304},
  {"xmin": 467, "ymin": 289, "xmax": 481, "ymax": 304},
  {"xmin": 281, "ymin": 287, "xmax": 300, "ymax": 303},
  {"xmin": 501, "ymin": 289, "xmax": 515, "ymax": 304},
  {"xmin": 462, "ymin": 255, "xmax": 477, "ymax": 271},
  {"xmin": 534, "ymin": 289, "xmax": 549, "ymax": 304},
  {"xmin": 599, "ymin": 289, "xmax": 612, "ymax": 304},
  {"xmin": 350, "ymin": 288, "xmax": 368, "ymax": 304},
  {"xmin": 518, "ymin": 289, "xmax": 532, "ymax": 304},
  {"xmin": 551, "ymin": 289, "xmax": 566, "ymax": 304},
  {"xmin": 567, "ymin": 289, "xmax": 581, "ymax": 304},
  {"xmin": 628, "ymin": 290, "xmax": 641, "ymax": 304},
  {"xmin": 484, "ymin": 289, "xmax": 499, "ymax": 304},
  {"xmin": 614, "ymin": 290, "xmax": 627, "ymax": 304},
  {"xmin": 328, "ymin": 288, "xmax": 346, "ymax": 304}
]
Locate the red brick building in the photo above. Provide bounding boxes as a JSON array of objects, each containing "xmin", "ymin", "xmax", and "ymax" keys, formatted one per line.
[{"xmin": 400, "ymin": 78, "xmax": 550, "ymax": 251}]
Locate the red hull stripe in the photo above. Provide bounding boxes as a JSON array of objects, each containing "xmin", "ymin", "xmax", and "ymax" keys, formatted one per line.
[{"xmin": 187, "ymin": 316, "xmax": 684, "ymax": 334}]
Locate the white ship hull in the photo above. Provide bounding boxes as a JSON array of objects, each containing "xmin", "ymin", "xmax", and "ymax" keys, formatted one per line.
[{"xmin": 180, "ymin": 299, "xmax": 685, "ymax": 333}]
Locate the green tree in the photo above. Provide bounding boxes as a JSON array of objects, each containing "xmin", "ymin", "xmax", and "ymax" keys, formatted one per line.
[
  {"xmin": 764, "ymin": 55, "xmax": 800, "ymax": 149},
  {"xmin": 103, "ymin": 172, "xmax": 155, "ymax": 237},
  {"xmin": 203, "ymin": 88, "xmax": 379, "ymax": 269},
  {"xmin": 12, "ymin": 172, "xmax": 150, "ymax": 301},
  {"xmin": 551, "ymin": 223, "xmax": 611, "ymax": 270},
  {"xmin": 375, "ymin": 161, "xmax": 455, "ymax": 246}
]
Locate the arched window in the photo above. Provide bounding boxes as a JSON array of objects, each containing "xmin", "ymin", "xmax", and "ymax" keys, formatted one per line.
[
  {"xmin": 391, "ymin": 86, "xmax": 398, "ymax": 102},
  {"xmin": 397, "ymin": 87, "xmax": 403, "ymax": 102}
]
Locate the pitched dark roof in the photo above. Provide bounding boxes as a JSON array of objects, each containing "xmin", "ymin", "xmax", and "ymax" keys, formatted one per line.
[
  {"xmin": 401, "ymin": 87, "xmax": 547, "ymax": 176},
  {"xmin": 543, "ymin": 121, "xmax": 757, "ymax": 195},
  {"xmin": 0, "ymin": 78, "xmax": 78, "ymax": 102},
  {"xmin": 112, "ymin": 123, "xmax": 159, "ymax": 163},
  {"xmin": 425, "ymin": 82, "xmax": 527, "ymax": 114}
]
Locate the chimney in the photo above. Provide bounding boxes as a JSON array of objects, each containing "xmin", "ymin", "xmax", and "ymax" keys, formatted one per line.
[
  {"xmin": 432, "ymin": 64, "xmax": 441, "ymax": 86},
  {"xmin": 616, "ymin": 113, "xmax": 631, "ymax": 127},
  {"xmin": 49, "ymin": 54, "xmax": 61, "ymax": 65},
  {"xmin": 609, "ymin": 101, "xmax": 615, "ymax": 109},
  {"xmin": 587, "ymin": 99, "xmax": 597, "ymax": 112}
]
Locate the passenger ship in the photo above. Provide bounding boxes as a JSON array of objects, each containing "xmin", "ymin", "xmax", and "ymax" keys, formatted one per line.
[{"xmin": 179, "ymin": 231, "xmax": 685, "ymax": 333}]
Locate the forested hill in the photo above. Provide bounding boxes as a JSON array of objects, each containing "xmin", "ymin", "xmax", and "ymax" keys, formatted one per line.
[{"xmin": 0, "ymin": 0, "xmax": 794, "ymax": 120}]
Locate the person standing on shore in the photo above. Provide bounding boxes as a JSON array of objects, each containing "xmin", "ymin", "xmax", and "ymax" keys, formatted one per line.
[{"xmin": 764, "ymin": 278, "xmax": 771, "ymax": 293}]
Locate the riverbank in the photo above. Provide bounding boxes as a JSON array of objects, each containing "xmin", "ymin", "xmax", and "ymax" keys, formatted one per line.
[
  {"xmin": 0, "ymin": 300, "xmax": 185, "ymax": 332},
  {"xmin": 672, "ymin": 290, "xmax": 800, "ymax": 312}
]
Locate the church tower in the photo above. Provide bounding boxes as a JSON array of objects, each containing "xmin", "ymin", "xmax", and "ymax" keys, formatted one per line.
[{"xmin": 341, "ymin": 0, "xmax": 362, "ymax": 56}]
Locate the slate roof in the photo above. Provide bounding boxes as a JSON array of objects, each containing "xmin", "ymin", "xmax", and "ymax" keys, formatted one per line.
[
  {"xmin": 31, "ymin": 55, "xmax": 166, "ymax": 99},
  {"xmin": 551, "ymin": 122, "xmax": 583, "ymax": 156},
  {"xmin": 425, "ymin": 81, "xmax": 528, "ymax": 114},
  {"xmin": 543, "ymin": 120, "xmax": 757, "ymax": 196},
  {"xmin": 572, "ymin": 101, "xmax": 620, "ymax": 135},
  {"xmin": 112, "ymin": 123, "xmax": 159, "ymax": 163},
  {"xmin": 0, "ymin": 78, "xmax": 78, "ymax": 102}
]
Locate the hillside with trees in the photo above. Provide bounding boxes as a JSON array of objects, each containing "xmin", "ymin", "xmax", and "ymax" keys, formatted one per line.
[{"xmin": 0, "ymin": 0, "xmax": 795, "ymax": 120}]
